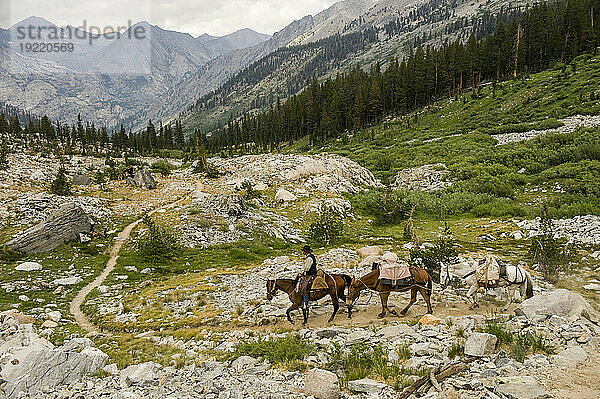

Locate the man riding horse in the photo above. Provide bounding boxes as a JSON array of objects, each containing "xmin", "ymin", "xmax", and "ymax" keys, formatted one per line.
[{"xmin": 297, "ymin": 245, "xmax": 318, "ymax": 307}]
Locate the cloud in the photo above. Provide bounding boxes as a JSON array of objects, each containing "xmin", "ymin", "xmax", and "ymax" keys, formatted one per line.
[{"xmin": 1, "ymin": 0, "xmax": 338, "ymax": 36}]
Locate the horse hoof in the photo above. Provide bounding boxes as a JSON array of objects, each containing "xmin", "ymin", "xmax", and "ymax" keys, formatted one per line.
[{"xmin": 377, "ymin": 313, "xmax": 386, "ymax": 319}]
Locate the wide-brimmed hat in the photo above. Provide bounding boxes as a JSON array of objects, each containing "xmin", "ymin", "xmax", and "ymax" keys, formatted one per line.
[{"xmin": 302, "ymin": 245, "xmax": 313, "ymax": 253}]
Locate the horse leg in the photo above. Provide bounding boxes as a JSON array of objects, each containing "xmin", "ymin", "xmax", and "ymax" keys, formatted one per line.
[
  {"xmin": 286, "ymin": 298, "xmax": 302, "ymax": 324},
  {"xmin": 503, "ymin": 286, "xmax": 515, "ymax": 312},
  {"xmin": 400, "ymin": 288, "xmax": 417, "ymax": 316},
  {"xmin": 419, "ymin": 287, "xmax": 433, "ymax": 314},
  {"xmin": 467, "ymin": 283, "xmax": 479, "ymax": 309},
  {"xmin": 378, "ymin": 293, "xmax": 389, "ymax": 318},
  {"xmin": 328, "ymin": 293, "xmax": 339, "ymax": 323}
]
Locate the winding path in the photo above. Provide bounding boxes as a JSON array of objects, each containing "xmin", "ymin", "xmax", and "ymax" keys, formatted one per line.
[{"xmin": 70, "ymin": 195, "xmax": 190, "ymax": 333}]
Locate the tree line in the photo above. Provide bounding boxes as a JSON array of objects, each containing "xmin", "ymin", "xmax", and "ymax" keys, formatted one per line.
[
  {"xmin": 206, "ymin": 0, "xmax": 599, "ymax": 153},
  {"xmin": 0, "ymin": 109, "xmax": 190, "ymax": 157}
]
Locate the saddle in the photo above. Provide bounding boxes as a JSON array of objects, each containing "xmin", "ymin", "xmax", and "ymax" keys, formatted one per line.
[
  {"xmin": 311, "ymin": 270, "xmax": 328, "ymax": 290},
  {"xmin": 377, "ymin": 261, "xmax": 413, "ymax": 288},
  {"xmin": 297, "ymin": 270, "xmax": 328, "ymax": 294},
  {"xmin": 477, "ymin": 255, "xmax": 501, "ymax": 288}
]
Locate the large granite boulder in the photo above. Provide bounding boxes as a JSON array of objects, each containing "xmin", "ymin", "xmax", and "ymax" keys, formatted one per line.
[
  {"xmin": 7, "ymin": 203, "xmax": 93, "ymax": 254},
  {"xmin": 464, "ymin": 332, "xmax": 497, "ymax": 357},
  {"xmin": 495, "ymin": 376, "xmax": 551, "ymax": 399},
  {"xmin": 304, "ymin": 368, "xmax": 340, "ymax": 399},
  {"xmin": 127, "ymin": 169, "xmax": 156, "ymax": 189},
  {"xmin": 516, "ymin": 289, "xmax": 599, "ymax": 323},
  {"xmin": 192, "ymin": 193, "xmax": 247, "ymax": 217},
  {"xmin": 0, "ymin": 313, "xmax": 108, "ymax": 399},
  {"xmin": 72, "ymin": 174, "xmax": 93, "ymax": 186},
  {"xmin": 119, "ymin": 361, "xmax": 161, "ymax": 388}
]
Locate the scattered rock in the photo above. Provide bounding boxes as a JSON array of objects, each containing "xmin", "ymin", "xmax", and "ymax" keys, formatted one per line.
[
  {"xmin": 7, "ymin": 203, "xmax": 93, "ymax": 254},
  {"xmin": 41, "ymin": 320, "xmax": 59, "ymax": 328},
  {"xmin": 464, "ymin": 333, "xmax": 497, "ymax": 357},
  {"xmin": 120, "ymin": 362, "xmax": 161, "ymax": 387},
  {"xmin": 304, "ymin": 368, "xmax": 340, "ymax": 399},
  {"xmin": 495, "ymin": 376, "xmax": 551, "ymax": 399},
  {"xmin": 15, "ymin": 262, "xmax": 42, "ymax": 272},
  {"xmin": 275, "ymin": 188, "xmax": 297, "ymax": 202},
  {"xmin": 72, "ymin": 174, "xmax": 94, "ymax": 186},
  {"xmin": 53, "ymin": 276, "xmax": 83, "ymax": 286},
  {"xmin": 377, "ymin": 324, "xmax": 414, "ymax": 339},
  {"xmin": 393, "ymin": 163, "xmax": 453, "ymax": 192},
  {"xmin": 419, "ymin": 314, "xmax": 442, "ymax": 326},
  {"xmin": 357, "ymin": 246, "xmax": 383, "ymax": 258},
  {"xmin": 347, "ymin": 378, "xmax": 387, "ymax": 394},
  {"xmin": 46, "ymin": 310, "xmax": 62, "ymax": 322},
  {"xmin": 550, "ymin": 345, "xmax": 587, "ymax": 367}
]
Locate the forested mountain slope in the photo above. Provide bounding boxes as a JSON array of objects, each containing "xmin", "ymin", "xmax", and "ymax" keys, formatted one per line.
[{"xmin": 180, "ymin": 0, "xmax": 530, "ymax": 135}]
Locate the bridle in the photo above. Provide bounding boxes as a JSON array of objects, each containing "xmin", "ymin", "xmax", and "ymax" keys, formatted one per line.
[
  {"xmin": 266, "ymin": 279, "xmax": 279, "ymax": 300},
  {"xmin": 348, "ymin": 277, "xmax": 374, "ymax": 308}
]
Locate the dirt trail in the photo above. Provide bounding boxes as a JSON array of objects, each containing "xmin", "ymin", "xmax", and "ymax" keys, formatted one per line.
[{"xmin": 70, "ymin": 195, "xmax": 190, "ymax": 333}]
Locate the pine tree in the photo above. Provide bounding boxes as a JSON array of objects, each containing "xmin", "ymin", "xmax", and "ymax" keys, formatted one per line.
[
  {"xmin": 0, "ymin": 141, "xmax": 9, "ymax": 170},
  {"xmin": 49, "ymin": 165, "xmax": 72, "ymax": 196}
]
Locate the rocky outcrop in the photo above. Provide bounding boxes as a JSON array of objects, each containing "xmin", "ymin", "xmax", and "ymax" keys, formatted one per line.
[
  {"xmin": 0, "ymin": 192, "xmax": 110, "ymax": 229},
  {"xmin": 306, "ymin": 198, "xmax": 352, "ymax": 217},
  {"xmin": 516, "ymin": 289, "xmax": 599, "ymax": 323},
  {"xmin": 0, "ymin": 312, "xmax": 108, "ymax": 399},
  {"xmin": 127, "ymin": 169, "xmax": 156, "ymax": 189},
  {"xmin": 494, "ymin": 115, "xmax": 600, "ymax": 145},
  {"xmin": 393, "ymin": 163, "xmax": 453, "ymax": 192},
  {"xmin": 7, "ymin": 203, "xmax": 93, "ymax": 254},
  {"xmin": 517, "ymin": 215, "xmax": 600, "ymax": 245},
  {"xmin": 192, "ymin": 193, "xmax": 247, "ymax": 217},
  {"xmin": 209, "ymin": 153, "xmax": 379, "ymax": 192}
]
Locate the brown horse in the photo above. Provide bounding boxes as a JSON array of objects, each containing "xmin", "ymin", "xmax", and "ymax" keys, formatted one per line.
[
  {"xmin": 346, "ymin": 267, "xmax": 433, "ymax": 318},
  {"xmin": 266, "ymin": 273, "xmax": 352, "ymax": 324}
]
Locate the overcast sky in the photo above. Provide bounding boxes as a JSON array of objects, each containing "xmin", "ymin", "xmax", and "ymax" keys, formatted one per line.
[{"xmin": 0, "ymin": 0, "xmax": 338, "ymax": 36}]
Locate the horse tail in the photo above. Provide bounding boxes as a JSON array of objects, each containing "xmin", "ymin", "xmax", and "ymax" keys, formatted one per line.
[
  {"xmin": 525, "ymin": 271, "xmax": 534, "ymax": 299},
  {"xmin": 427, "ymin": 274, "xmax": 433, "ymax": 297}
]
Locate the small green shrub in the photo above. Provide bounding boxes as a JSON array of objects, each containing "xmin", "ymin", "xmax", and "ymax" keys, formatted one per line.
[
  {"xmin": 0, "ymin": 245, "xmax": 23, "ymax": 263},
  {"xmin": 351, "ymin": 189, "xmax": 412, "ymax": 225},
  {"xmin": 136, "ymin": 215, "xmax": 179, "ymax": 262},
  {"xmin": 483, "ymin": 320, "xmax": 514, "ymax": 345},
  {"xmin": 308, "ymin": 210, "xmax": 344, "ymax": 245},
  {"xmin": 327, "ymin": 344, "xmax": 427, "ymax": 391},
  {"xmin": 49, "ymin": 166, "xmax": 72, "ymax": 196},
  {"xmin": 225, "ymin": 335, "xmax": 315, "ymax": 366},
  {"xmin": 151, "ymin": 160, "xmax": 175, "ymax": 177},
  {"xmin": 482, "ymin": 319, "xmax": 554, "ymax": 362},
  {"xmin": 205, "ymin": 164, "xmax": 221, "ymax": 178},
  {"xmin": 240, "ymin": 180, "xmax": 260, "ymax": 200},
  {"xmin": 528, "ymin": 206, "xmax": 573, "ymax": 283},
  {"xmin": 448, "ymin": 343, "xmax": 464, "ymax": 359}
]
